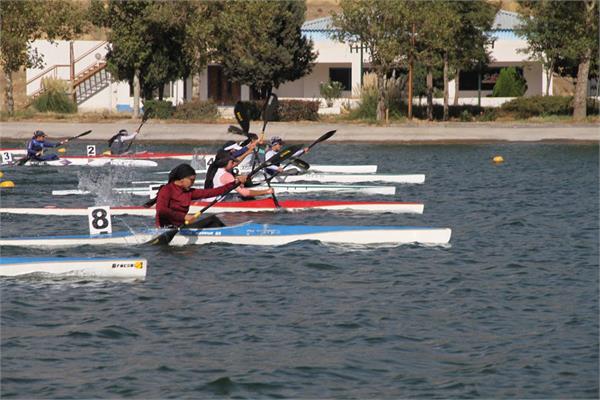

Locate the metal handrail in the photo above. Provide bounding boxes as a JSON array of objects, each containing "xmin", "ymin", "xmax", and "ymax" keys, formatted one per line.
[
  {"xmin": 26, "ymin": 64, "xmax": 69, "ymax": 85},
  {"xmin": 74, "ymin": 41, "xmax": 109, "ymax": 63}
]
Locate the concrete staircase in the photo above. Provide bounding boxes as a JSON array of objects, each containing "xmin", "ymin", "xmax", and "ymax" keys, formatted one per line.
[{"xmin": 73, "ymin": 62, "xmax": 111, "ymax": 104}]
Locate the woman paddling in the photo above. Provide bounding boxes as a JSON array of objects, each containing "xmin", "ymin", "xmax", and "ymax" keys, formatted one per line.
[
  {"xmin": 264, "ymin": 136, "xmax": 309, "ymax": 176},
  {"xmin": 25, "ymin": 130, "xmax": 64, "ymax": 161},
  {"xmin": 204, "ymin": 150, "xmax": 273, "ymax": 199},
  {"xmin": 149, "ymin": 163, "xmax": 248, "ymax": 228}
]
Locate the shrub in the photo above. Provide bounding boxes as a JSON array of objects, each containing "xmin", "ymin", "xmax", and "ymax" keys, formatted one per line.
[
  {"xmin": 319, "ymin": 81, "xmax": 344, "ymax": 107},
  {"xmin": 144, "ymin": 99, "xmax": 173, "ymax": 119},
  {"xmin": 277, "ymin": 100, "xmax": 320, "ymax": 121},
  {"xmin": 411, "ymin": 104, "xmax": 487, "ymax": 120},
  {"xmin": 173, "ymin": 100, "xmax": 219, "ymax": 120},
  {"xmin": 347, "ymin": 72, "xmax": 405, "ymax": 120},
  {"xmin": 501, "ymin": 96, "xmax": 572, "ymax": 118},
  {"xmin": 459, "ymin": 109, "xmax": 472, "ymax": 122},
  {"xmin": 492, "ymin": 67, "xmax": 527, "ymax": 97},
  {"xmin": 30, "ymin": 78, "xmax": 77, "ymax": 113}
]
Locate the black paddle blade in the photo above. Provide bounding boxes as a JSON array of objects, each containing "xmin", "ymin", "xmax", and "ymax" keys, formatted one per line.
[
  {"xmin": 145, "ymin": 228, "xmax": 179, "ymax": 245},
  {"xmin": 63, "ymin": 130, "xmax": 92, "ymax": 144},
  {"xmin": 228, "ymin": 125, "xmax": 245, "ymax": 136},
  {"xmin": 16, "ymin": 156, "xmax": 31, "ymax": 166},
  {"xmin": 290, "ymin": 158, "xmax": 310, "ymax": 171},
  {"xmin": 262, "ymin": 93, "xmax": 279, "ymax": 122},
  {"xmin": 268, "ymin": 144, "xmax": 303, "ymax": 165},
  {"xmin": 308, "ymin": 130, "xmax": 336, "ymax": 150},
  {"xmin": 234, "ymin": 101, "xmax": 250, "ymax": 134}
]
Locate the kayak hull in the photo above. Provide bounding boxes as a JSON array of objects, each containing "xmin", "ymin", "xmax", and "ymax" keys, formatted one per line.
[
  {"xmin": 0, "ymin": 257, "xmax": 147, "ymax": 278},
  {"xmin": 22, "ymin": 158, "xmax": 157, "ymax": 167},
  {"xmin": 0, "ymin": 223, "xmax": 451, "ymax": 247},
  {"xmin": 52, "ymin": 183, "xmax": 397, "ymax": 196},
  {"xmin": 275, "ymin": 173, "xmax": 425, "ymax": 184},
  {"xmin": 0, "ymin": 199, "xmax": 424, "ymax": 215}
]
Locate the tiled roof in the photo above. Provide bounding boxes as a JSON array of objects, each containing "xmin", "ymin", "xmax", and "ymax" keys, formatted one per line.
[
  {"xmin": 491, "ymin": 10, "xmax": 523, "ymax": 31},
  {"xmin": 302, "ymin": 10, "xmax": 523, "ymax": 33},
  {"xmin": 302, "ymin": 16, "xmax": 335, "ymax": 32}
]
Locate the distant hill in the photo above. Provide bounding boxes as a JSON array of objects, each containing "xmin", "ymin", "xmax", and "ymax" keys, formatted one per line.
[{"xmin": 305, "ymin": 0, "xmax": 520, "ymax": 21}]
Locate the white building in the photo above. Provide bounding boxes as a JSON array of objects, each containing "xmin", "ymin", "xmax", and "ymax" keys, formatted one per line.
[{"xmin": 25, "ymin": 10, "xmax": 554, "ymax": 113}]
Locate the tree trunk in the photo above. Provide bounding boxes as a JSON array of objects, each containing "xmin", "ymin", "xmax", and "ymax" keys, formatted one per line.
[
  {"xmin": 376, "ymin": 71, "xmax": 386, "ymax": 122},
  {"xmin": 4, "ymin": 69, "xmax": 14, "ymax": 116},
  {"xmin": 158, "ymin": 85, "xmax": 164, "ymax": 101},
  {"xmin": 426, "ymin": 67, "xmax": 433, "ymax": 121},
  {"xmin": 192, "ymin": 73, "xmax": 201, "ymax": 100},
  {"xmin": 443, "ymin": 54, "xmax": 449, "ymax": 121},
  {"xmin": 453, "ymin": 69, "xmax": 460, "ymax": 106},
  {"xmin": 408, "ymin": 60, "xmax": 413, "ymax": 120},
  {"xmin": 573, "ymin": 49, "xmax": 591, "ymax": 121},
  {"xmin": 133, "ymin": 68, "xmax": 140, "ymax": 119},
  {"xmin": 545, "ymin": 63, "xmax": 553, "ymax": 96}
]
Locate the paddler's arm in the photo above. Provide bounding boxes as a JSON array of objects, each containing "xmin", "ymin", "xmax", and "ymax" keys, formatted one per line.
[
  {"xmin": 155, "ymin": 185, "xmax": 183, "ymax": 225},
  {"xmin": 189, "ymin": 178, "xmax": 242, "ymax": 200}
]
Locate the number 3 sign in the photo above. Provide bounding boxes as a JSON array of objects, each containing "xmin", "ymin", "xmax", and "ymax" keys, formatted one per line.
[{"xmin": 88, "ymin": 206, "xmax": 112, "ymax": 235}]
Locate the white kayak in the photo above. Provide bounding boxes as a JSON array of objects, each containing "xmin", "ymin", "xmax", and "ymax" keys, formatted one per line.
[
  {"xmin": 1, "ymin": 149, "xmax": 204, "ymax": 160},
  {"xmin": 272, "ymin": 173, "xmax": 425, "ymax": 184},
  {"xmin": 157, "ymin": 164, "xmax": 378, "ymax": 174},
  {"xmin": 0, "ymin": 222, "xmax": 452, "ymax": 247},
  {"xmin": 19, "ymin": 158, "xmax": 157, "ymax": 167},
  {"xmin": 0, "ymin": 256, "xmax": 147, "ymax": 278},
  {"xmin": 0, "ymin": 199, "xmax": 424, "ymax": 215},
  {"xmin": 52, "ymin": 183, "xmax": 396, "ymax": 197}
]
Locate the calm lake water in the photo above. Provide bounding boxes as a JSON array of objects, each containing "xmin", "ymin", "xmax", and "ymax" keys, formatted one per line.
[{"xmin": 0, "ymin": 141, "xmax": 598, "ymax": 399}]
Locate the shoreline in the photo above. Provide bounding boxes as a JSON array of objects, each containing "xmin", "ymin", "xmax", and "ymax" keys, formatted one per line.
[{"xmin": 0, "ymin": 121, "xmax": 598, "ymax": 143}]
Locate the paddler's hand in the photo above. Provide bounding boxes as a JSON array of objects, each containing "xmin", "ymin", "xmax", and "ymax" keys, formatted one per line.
[
  {"xmin": 184, "ymin": 214, "xmax": 196, "ymax": 223},
  {"xmin": 235, "ymin": 175, "xmax": 249, "ymax": 184}
]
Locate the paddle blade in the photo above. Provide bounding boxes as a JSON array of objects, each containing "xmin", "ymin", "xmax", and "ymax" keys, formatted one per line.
[
  {"xmin": 228, "ymin": 125, "xmax": 245, "ymax": 136},
  {"xmin": 234, "ymin": 101, "xmax": 250, "ymax": 134},
  {"xmin": 307, "ymin": 130, "xmax": 336, "ymax": 150},
  {"xmin": 145, "ymin": 228, "xmax": 179, "ymax": 245},
  {"xmin": 16, "ymin": 156, "xmax": 30, "ymax": 166},
  {"xmin": 290, "ymin": 158, "xmax": 310, "ymax": 171},
  {"xmin": 262, "ymin": 93, "xmax": 279, "ymax": 122}
]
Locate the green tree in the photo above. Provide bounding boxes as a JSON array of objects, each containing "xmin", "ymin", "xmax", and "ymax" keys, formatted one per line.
[
  {"xmin": 448, "ymin": 1, "xmax": 497, "ymax": 107},
  {"xmin": 333, "ymin": 0, "xmax": 410, "ymax": 121},
  {"xmin": 213, "ymin": 0, "xmax": 316, "ymax": 99},
  {"xmin": 90, "ymin": 0, "xmax": 192, "ymax": 117},
  {"xmin": 409, "ymin": 1, "xmax": 459, "ymax": 121},
  {"xmin": 0, "ymin": 0, "xmax": 87, "ymax": 115},
  {"xmin": 517, "ymin": 0, "xmax": 598, "ymax": 120},
  {"xmin": 517, "ymin": 1, "xmax": 571, "ymax": 96},
  {"xmin": 492, "ymin": 67, "xmax": 527, "ymax": 97}
]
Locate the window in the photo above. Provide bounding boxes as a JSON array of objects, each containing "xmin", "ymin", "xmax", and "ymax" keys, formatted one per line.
[
  {"xmin": 459, "ymin": 67, "xmax": 524, "ymax": 91},
  {"xmin": 329, "ymin": 68, "xmax": 351, "ymax": 91}
]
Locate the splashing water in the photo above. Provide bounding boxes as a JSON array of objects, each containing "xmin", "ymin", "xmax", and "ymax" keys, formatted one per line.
[{"xmin": 77, "ymin": 166, "xmax": 138, "ymax": 206}]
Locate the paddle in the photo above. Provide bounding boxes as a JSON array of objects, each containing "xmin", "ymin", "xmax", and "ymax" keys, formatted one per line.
[
  {"xmin": 16, "ymin": 130, "xmax": 92, "ymax": 166},
  {"xmin": 234, "ymin": 101, "xmax": 250, "ymax": 134},
  {"xmin": 145, "ymin": 143, "xmax": 304, "ymax": 245},
  {"xmin": 262, "ymin": 130, "xmax": 335, "ymax": 184},
  {"xmin": 257, "ymin": 93, "xmax": 281, "ymax": 207},
  {"xmin": 228, "ymin": 125, "xmax": 245, "ymax": 136},
  {"xmin": 124, "ymin": 110, "xmax": 151, "ymax": 153}
]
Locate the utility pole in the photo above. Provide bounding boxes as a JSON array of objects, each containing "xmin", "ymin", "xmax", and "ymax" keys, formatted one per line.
[{"xmin": 408, "ymin": 23, "xmax": 415, "ymax": 120}]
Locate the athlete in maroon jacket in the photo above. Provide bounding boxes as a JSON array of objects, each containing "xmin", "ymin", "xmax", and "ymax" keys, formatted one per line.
[{"xmin": 154, "ymin": 163, "xmax": 247, "ymax": 227}]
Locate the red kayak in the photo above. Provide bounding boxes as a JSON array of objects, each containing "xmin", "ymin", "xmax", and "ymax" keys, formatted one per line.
[{"xmin": 1, "ymin": 199, "xmax": 425, "ymax": 215}]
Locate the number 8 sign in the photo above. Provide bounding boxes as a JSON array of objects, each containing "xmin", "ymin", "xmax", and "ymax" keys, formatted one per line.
[{"xmin": 88, "ymin": 206, "xmax": 112, "ymax": 235}]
